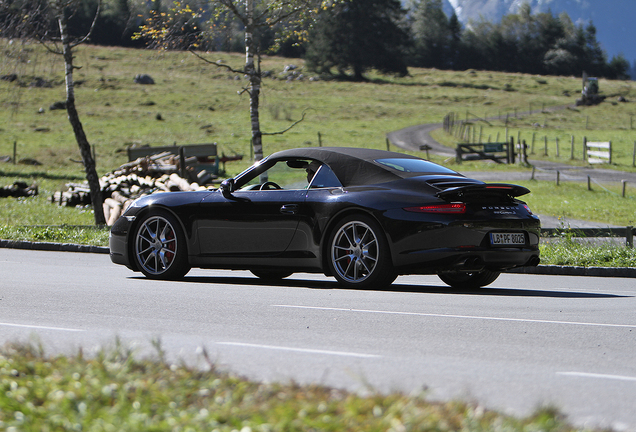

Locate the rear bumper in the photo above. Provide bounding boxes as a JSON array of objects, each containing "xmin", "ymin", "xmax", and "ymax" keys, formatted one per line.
[{"xmin": 395, "ymin": 246, "xmax": 540, "ymax": 275}]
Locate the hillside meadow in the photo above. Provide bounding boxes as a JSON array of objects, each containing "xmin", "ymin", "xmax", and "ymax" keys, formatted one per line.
[{"xmin": 1, "ymin": 40, "xmax": 636, "ymax": 231}]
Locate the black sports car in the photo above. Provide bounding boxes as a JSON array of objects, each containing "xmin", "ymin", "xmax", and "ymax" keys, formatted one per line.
[{"xmin": 109, "ymin": 147, "xmax": 540, "ymax": 288}]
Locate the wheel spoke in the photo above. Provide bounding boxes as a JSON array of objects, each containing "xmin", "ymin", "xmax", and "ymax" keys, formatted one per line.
[
  {"xmin": 358, "ymin": 258, "xmax": 372, "ymax": 275},
  {"xmin": 342, "ymin": 230, "xmax": 355, "ymax": 249}
]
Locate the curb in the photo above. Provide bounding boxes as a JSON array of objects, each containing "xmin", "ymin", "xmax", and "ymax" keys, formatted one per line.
[
  {"xmin": 0, "ymin": 239, "xmax": 109, "ymax": 254},
  {"xmin": 507, "ymin": 265, "xmax": 636, "ymax": 278},
  {"xmin": 1, "ymin": 240, "xmax": 634, "ymax": 278}
]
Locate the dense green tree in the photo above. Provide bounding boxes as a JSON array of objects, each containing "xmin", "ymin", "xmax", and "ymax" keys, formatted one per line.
[
  {"xmin": 410, "ymin": 0, "xmax": 450, "ymax": 69},
  {"xmin": 305, "ymin": 0, "xmax": 409, "ymax": 80}
]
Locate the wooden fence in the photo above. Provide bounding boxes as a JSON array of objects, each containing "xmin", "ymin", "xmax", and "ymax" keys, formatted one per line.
[
  {"xmin": 585, "ymin": 141, "xmax": 612, "ymax": 164},
  {"xmin": 541, "ymin": 227, "xmax": 635, "ymax": 248}
]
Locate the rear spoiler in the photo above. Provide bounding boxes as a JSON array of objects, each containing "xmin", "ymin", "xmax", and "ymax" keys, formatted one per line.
[{"xmin": 436, "ymin": 183, "xmax": 530, "ymax": 201}]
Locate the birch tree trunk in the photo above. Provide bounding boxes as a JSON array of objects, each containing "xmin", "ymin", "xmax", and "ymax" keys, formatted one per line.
[
  {"xmin": 58, "ymin": 13, "xmax": 106, "ymax": 226},
  {"xmin": 244, "ymin": 0, "xmax": 263, "ymax": 162}
]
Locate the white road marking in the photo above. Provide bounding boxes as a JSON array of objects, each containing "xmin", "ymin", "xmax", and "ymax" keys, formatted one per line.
[
  {"xmin": 217, "ymin": 342, "xmax": 380, "ymax": 358},
  {"xmin": 273, "ymin": 305, "xmax": 636, "ymax": 329},
  {"xmin": 557, "ymin": 372, "xmax": 636, "ymax": 382},
  {"xmin": 0, "ymin": 322, "xmax": 84, "ymax": 332}
]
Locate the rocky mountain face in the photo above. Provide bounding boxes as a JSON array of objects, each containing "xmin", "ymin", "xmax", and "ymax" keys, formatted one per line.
[{"xmin": 444, "ymin": 0, "xmax": 635, "ymax": 64}]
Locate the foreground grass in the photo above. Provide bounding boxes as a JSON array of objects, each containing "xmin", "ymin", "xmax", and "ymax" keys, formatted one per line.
[{"xmin": 0, "ymin": 342, "xmax": 584, "ymax": 432}]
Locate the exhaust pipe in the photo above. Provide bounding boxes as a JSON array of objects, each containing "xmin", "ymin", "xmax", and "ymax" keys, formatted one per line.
[
  {"xmin": 525, "ymin": 256, "xmax": 540, "ymax": 267},
  {"xmin": 454, "ymin": 256, "xmax": 485, "ymax": 271}
]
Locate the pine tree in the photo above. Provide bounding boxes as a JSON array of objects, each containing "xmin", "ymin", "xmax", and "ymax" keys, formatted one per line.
[{"xmin": 305, "ymin": 0, "xmax": 409, "ymax": 80}]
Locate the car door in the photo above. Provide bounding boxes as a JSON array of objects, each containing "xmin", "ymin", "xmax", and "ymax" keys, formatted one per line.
[{"xmin": 196, "ymin": 189, "xmax": 307, "ymax": 256}]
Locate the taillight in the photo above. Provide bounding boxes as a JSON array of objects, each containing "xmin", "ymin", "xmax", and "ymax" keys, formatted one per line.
[
  {"xmin": 523, "ymin": 204, "xmax": 533, "ymax": 215},
  {"xmin": 404, "ymin": 203, "xmax": 467, "ymax": 214}
]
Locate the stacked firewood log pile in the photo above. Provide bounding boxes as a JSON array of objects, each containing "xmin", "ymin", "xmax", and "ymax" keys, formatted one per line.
[
  {"xmin": 0, "ymin": 181, "xmax": 38, "ymax": 198},
  {"xmin": 50, "ymin": 152, "xmax": 218, "ymax": 226}
]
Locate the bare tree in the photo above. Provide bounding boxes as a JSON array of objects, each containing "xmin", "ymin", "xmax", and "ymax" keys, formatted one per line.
[
  {"xmin": 1, "ymin": 0, "xmax": 106, "ymax": 225},
  {"xmin": 137, "ymin": 0, "xmax": 330, "ymax": 162}
]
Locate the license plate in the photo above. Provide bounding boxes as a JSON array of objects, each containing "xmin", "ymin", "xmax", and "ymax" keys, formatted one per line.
[{"xmin": 490, "ymin": 232, "xmax": 525, "ymax": 246}]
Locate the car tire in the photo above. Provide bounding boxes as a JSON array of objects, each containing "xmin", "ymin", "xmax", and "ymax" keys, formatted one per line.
[
  {"xmin": 251, "ymin": 270, "xmax": 293, "ymax": 280},
  {"xmin": 133, "ymin": 210, "xmax": 191, "ymax": 280},
  {"xmin": 437, "ymin": 269, "xmax": 500, "ymax": 289},
  {"xmin": 327, "ymin": 214, "xmax": 396, "ymax": 289}
]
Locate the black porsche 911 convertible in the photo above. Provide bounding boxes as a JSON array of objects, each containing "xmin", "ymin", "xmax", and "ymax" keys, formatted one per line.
[{"xmin": 109, "ymin": 147, "xmax": 540, "ymax": 288}]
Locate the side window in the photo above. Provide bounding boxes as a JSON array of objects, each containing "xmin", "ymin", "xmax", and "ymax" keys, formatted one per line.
[
  {"xmin": 240, "ymin": 159, "xmax": 330, "ymax": 190},
  {"xmin": 308, "ymin": 164, "xmax": 342, "ymax": 189}
]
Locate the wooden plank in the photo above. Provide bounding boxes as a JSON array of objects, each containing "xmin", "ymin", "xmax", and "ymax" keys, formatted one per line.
[
  {"xmin": 587, "ymin": 158, "xmax": 607, "ymax": 164},
  {"xmin": 587, "ymin": 150, "xmax": 610, "ymax": 158},
  {"xmin": 587, "ymin": 141, "xmax": 611, "ymax": 149}
]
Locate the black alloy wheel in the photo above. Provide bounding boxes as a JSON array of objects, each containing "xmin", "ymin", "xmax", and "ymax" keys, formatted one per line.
[
  {"xmin": 133, "ymin": 210, "xmax": 190, "ymax": 279},
  {"xmin": 328, "ymin": 214, "xmax": 396, "ymax": 289}
]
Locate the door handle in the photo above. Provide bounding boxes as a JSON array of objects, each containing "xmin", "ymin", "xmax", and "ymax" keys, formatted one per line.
[{"xmin": 280, "ymin": 204, "xmax": 299, "ymax": 214}]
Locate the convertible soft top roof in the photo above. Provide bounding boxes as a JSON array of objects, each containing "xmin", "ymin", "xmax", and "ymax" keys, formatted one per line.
[{"xmin": 270, "ymin": 147, "xmax": 458, "ymax": 187}]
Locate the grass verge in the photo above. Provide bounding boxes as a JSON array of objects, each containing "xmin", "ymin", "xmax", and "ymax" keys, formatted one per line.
[
  {"xmin": 0, "ymin": 224, "xmax": 109, "ymax": 246},
  {"xmin": 0, "ymin": 341, "xmax": 584, "ymax": 431},
  {"xmin": 540, "ymin": 238, "xmax": 636, "ymax": 268}
]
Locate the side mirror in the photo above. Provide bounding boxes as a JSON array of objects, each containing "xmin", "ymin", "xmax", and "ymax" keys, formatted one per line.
[{"xmin": 220, "ymin": 178, "xmax": 235, "ymax": 199}]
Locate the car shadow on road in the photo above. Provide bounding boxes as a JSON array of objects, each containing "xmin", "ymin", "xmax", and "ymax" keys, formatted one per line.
[{"xmin": 166, "ymin": 275, "xmax": 629, "ymax": 299}]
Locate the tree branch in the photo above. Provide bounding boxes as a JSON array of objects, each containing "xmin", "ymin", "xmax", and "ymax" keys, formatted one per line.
[
  {"xmin": 262, "ymin": 109, "xmax": 310, "ymax": 135},
  {"xmin": 71, "ymin": 0, "xmax": 102, "ymax": 48},
  {"xmin": 188, "ymin": 49, "xmax": 245, "ymax": 74}
]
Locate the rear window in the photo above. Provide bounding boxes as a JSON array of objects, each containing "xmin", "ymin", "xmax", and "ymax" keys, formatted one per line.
[{"xmin": 375, "ymin": 158, "xmax": 457, "ymax": 175}]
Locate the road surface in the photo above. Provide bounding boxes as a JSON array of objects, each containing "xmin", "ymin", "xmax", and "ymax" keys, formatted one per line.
[{"xmin": 1, "ymin": 249, "xmax": 635, "ymax": 430}]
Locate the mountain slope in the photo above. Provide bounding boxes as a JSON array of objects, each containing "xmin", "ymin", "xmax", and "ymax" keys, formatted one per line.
[{"xmin": 445, "ymin": 0, "xmax": 636, "ymax": 64}]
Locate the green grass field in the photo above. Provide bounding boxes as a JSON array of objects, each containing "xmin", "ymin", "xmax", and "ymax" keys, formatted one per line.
[{"xmin": 1, "ymin": 40, "xmax": 635, "ymax": 237}]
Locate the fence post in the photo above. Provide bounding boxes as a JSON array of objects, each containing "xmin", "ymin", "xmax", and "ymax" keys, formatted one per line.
[
  {"xmin": 531, "ymin": 132, "xmax": 536, "ymax": 154},
  {"xmin": 622, "ymin": 180, "xmax": 627, "ymax": 198},
  {"xmin": 633, "ymin": 141, "xmax": 636, "ymax": 167},
  {"xmin": 13, "ymin": 141, "xmax": 17, "ymax": 165},
  {"xmin": 556, "ymin": 137, "xmax": 560, "ymax": 157},
  {"xmin": 509, "ymin": 137, "xmax": 515, "ymax": 164},
  {"xmin": 556, "ymin": 170, "xmax": 560, "ymax": 186},
  {"xmin": 628, "ymin": 227, "xmax": 634, "ymax": 248},
  {"xmin": 587, "ymin": 176, "xmax": 592, "ymax": 191},
  {"xmin": 386, "ymin": 138, "xmax": 390, "ymax": 151},
  {"xmin": 609, "ymin": 141, "xmax": 612, "ymax": 164},
  {"xmin": 570, "ymin": 135, "xmax": 575, "ymax": 160},
  {"xmin": 318, "ymin": 132, "xmax": 322, "ymax": 147},
  {"xmin": 583, "ymin": 137, "xmax": 587, "ymax": 161},
  {"xmin": 544, "ymin": 136, "xmax": 548, "ymax": 156}
]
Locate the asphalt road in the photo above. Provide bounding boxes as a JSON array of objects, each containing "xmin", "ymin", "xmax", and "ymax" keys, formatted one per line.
[{"xmin": 1, "ymin": 249, "xmax": 635, "ymax": 430}]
